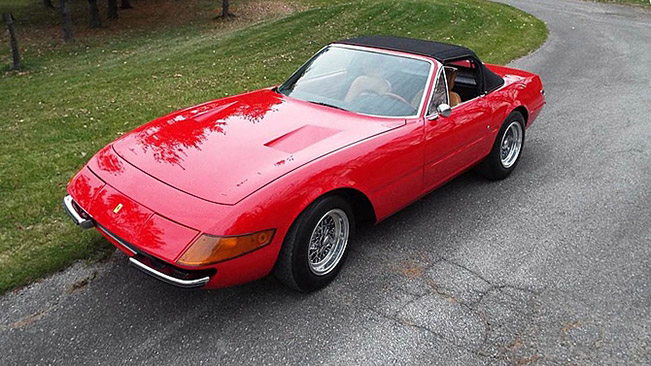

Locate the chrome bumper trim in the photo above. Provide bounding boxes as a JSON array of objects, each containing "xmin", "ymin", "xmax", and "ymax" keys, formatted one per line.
[
  {"xmin": 128, "ymin": 257, "xmax": 210, "ymax": 289},
  {"xmin": 96, "ymin": 224, "xmax": 137, "ymax": 255},
  {"xmin": 63, "ymin": 195, "xmax": 94, "ymax": 229}
]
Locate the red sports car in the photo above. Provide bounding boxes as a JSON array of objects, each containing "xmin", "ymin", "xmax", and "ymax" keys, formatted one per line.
[{"xmin": 64, "ymin": 36, "xmax": 545, "ymax": 292}]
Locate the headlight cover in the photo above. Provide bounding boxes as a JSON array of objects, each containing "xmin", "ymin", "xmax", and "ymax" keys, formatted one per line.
[{"xmin": 177, "ymin": 229, "xmax": 275, "ymax": 266}]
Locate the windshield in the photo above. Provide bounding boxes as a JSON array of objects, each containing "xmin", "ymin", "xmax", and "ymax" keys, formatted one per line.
[{"xmin": 278, "ymin": 46, "xmax": 432, "ymax": 117}]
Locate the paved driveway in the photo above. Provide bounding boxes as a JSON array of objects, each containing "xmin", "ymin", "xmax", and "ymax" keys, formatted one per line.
[{"xmin": 2, "ymin": 0, "xmax": 650, "ymax": 364}]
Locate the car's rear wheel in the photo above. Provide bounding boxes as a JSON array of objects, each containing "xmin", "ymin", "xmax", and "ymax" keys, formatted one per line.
[
  {"xmin": 274, "ymin": 196, "xmax": 354, "ymax": 292},
  {"xmin": 477, "ymin": 111, "xmax": 525, "ymax": 180}
]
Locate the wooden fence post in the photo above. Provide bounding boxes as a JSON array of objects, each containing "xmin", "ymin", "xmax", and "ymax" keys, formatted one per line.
[{"xmin": 3, "ymin": 13, "xmax": 21, "ymax": 70}]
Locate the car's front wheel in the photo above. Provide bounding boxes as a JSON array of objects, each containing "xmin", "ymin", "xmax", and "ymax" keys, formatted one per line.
[
  {"xmin": 274, "ymin": 196, "xmax": 354, "ymax": 292},
  {"xmin": 477, "ymin": 111, "xmax": 525, "ymax": 180}
]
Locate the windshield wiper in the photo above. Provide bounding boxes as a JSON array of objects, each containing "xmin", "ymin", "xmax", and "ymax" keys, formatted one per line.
[{"xmin": 307, "ymin": 100, "xmax": 348, "ymax": 112}]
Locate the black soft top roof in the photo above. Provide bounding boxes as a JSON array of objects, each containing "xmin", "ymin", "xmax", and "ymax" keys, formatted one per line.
[
  {"xmin": 336, "ymin": 35, "xmax": 504, "ymax": 93},
  {"xmin": 338, "ymin": 35, "xmax": 476, "ymax": 62}
]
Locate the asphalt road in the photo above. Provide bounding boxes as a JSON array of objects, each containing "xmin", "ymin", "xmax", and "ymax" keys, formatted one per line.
[{"xmin": 2, "ymin": 0, "xmax": 650, "ymax": 365}]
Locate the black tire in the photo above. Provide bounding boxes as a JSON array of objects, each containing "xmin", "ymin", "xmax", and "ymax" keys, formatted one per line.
[
  {"xmin": 477, "ymin": 111, "xmax": 526, "ymax": 180},
  {"xmin": 273, "ymin": 195, "xmax": 355, "ymax": 292}
]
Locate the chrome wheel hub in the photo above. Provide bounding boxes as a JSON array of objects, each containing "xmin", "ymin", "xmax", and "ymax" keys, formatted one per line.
[
  {"xmin": 308, "ymin": 209, "xmax": 350, "ymax": 276},
  {"xmin": 500, "ymin": 121, "xmax": 523, "ymax": 169}
]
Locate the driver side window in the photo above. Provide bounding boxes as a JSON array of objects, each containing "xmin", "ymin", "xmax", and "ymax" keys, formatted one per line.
[{"xmin": 427, "ymin": 69, "xmax": 448, "ymax": 115}]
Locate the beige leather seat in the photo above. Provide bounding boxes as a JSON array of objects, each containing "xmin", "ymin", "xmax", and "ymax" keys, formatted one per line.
[
  {"xmin": 444, "ymin": 68, "xmax": 462, "ymax": 107},
  {"xmin": 344, "ymin": 75, "xmax": 392, "ymax": 103},
  {"xmin": 411, "ymin": 89, "xmax": 424, "ymax": 109}
]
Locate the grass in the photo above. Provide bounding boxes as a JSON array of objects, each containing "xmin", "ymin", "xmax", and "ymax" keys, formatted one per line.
[{"xmin": 0, "ymin": 0, "xmax": 547, "ymax": 293}]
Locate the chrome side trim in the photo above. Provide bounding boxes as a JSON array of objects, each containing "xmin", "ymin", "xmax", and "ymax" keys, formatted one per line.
[
  {"xmin": 128, "ymin": 257, "xmax": 210, "ymax": 289},
  {"xmin": 63, "ymin": 195, "xmax": 94, "ymax": 229}
]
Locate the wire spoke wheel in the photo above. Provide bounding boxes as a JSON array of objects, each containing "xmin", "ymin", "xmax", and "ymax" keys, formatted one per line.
[
  {"xmin": 500, "ymin": 121, "xmax": 523, "ymax": 169},
  {"xmin": 307, "ymin": 209, "xmax": 350, "ymax": 276}
]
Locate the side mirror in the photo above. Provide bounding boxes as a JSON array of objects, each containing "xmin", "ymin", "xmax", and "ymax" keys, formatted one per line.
[{"xmin": 436, "ymin": 103, "xmax": 452, "ymax": 118}]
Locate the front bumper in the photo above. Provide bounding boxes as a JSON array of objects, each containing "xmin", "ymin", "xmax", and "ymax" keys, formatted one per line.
[
  {"xmin": 128, "ymin": 257, "xmax": 210, "ymax": 289},
  {"xmin": 62, "ymin": 194, "xmax": 213, "ymax": 289},
  {"xmin": 63, "ymin": 195, "xmax": 94, "ymax": 229}
]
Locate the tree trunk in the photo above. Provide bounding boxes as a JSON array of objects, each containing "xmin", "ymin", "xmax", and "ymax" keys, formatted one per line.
[
  {"xmin": 42, "ymin": 0, "xmax": 55, "ymax": 9},
  {"xmin": 59, "ymin": 0, "xmax": 73, "ymax": 42},
  {"xmin": 120, "ymin": 0, "xmax": 133, "ymax": 9},
  {"xmin": 108, "ymin": 0, "xmax": 118, "ymax": 19},
  {"xmin": 221, "ymin": 0, "xmax": 235, "ymax": 18},
  {"xmin": 3, "ymin": 13, "xmax": 21, "ymax": 70},
  {"xmin": 88, "ymin": 0, "xmax": 101, "ymax": 28}
]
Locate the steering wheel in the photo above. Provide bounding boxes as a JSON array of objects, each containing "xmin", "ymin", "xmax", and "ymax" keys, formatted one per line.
[
  {"xmin": 383, "ymin": 92, "xmax": 413, "ymax": 107},
  {"xmin": 357, "ymin": 91, "xmax": 416, "ymax": 114}
]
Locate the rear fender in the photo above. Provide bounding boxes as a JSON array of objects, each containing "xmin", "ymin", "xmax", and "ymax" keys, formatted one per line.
[{"xmin": 486, "ymin": 64, "xmax": 545, "ymax": 127}]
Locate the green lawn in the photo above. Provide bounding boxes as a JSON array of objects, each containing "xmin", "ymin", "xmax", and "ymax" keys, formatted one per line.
[{"xmin": 0, "ymin": 0, "xmax": 547, "ymax": 293}]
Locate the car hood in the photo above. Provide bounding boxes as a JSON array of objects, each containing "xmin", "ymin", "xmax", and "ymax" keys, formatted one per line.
[{"xmin": 109, "ymin": 89, "xmax": 405, "ymax": 205}]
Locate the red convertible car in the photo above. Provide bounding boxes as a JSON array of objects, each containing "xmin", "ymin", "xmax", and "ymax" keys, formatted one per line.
[{"xmin": 64, "ymin": 36, "xmax": 544, "ymax": 292}]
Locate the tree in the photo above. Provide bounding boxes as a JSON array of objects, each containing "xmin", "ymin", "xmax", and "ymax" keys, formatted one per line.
[
  {"xmin": 120, "ymin": 0, "xmax": 133, "ymax": 9},
  {"xmin": 108, "ymin": 0, "xmax": 118, "ymax": 19},
  {"xmin": 60, "ymin": 0, "xmax": 73, "ymax": 42},
  {"xmin": 88, "ymin": 0, "xmax": 101, "ymax": 28},
  {"xmin": 42, "ymin": 0, "xmax": 55, "ymax": 9},
  {"xmin": 3, "ymin": 13, "xmax": 21, "ymax": 70},
  {"xmin": 219, "ymin": 0, "xmax": 235, "ymax": 19}
]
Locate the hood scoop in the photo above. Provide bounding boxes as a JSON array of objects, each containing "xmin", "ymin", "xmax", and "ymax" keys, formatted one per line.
[{"xmin": 265, "ymin": 125, "xmax": 341, "ymax": 154}]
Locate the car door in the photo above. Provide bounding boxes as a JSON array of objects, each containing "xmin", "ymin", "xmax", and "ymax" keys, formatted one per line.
[{"xmin": 423, "ymin": 66, "xmax": 492, "ymax": 191}]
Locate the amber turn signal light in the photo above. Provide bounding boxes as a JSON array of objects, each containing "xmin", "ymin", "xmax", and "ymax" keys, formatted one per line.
[{"xmin": 177, "ymin": 229, "xmax": 275, "ymax": 266}]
